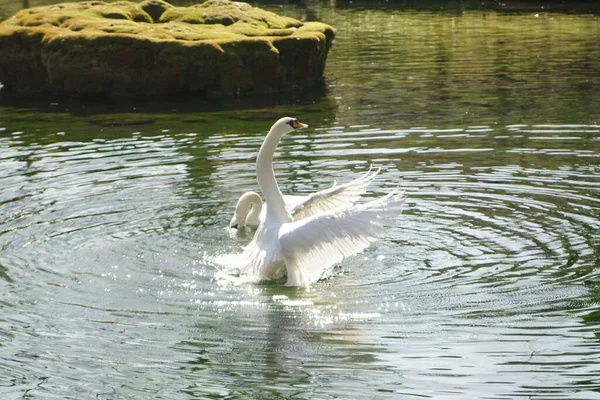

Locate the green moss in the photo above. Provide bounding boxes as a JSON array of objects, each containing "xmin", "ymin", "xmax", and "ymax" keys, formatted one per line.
[
  {"xmin": 0, "ymin": 0, "xmax": 335, "ymax": 96},
  {"xmin": 159, "ymin": 0, "xmax": 301, "ymax": 29},
  {"xmin": 137, "ymin": 0, "xmax": 171, "ymax": 23}
]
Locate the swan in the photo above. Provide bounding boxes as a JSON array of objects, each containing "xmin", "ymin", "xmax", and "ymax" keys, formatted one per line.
[
  {"xmin": 230, "ymin": 166, "xmax": 381, "ymax": 229},
  {"xmin": 230, "ymin": 191, "xmax": 264, "ymax": 229},
  {"xmin": 235, "ymin": 117, "xmax": 406, "ymax": 288}
]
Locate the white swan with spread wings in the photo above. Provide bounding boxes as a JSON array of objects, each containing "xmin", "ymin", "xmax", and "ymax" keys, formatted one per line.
[{"xmin": 235, "ymin": 117, "xmax": 406, "ymax": 288}]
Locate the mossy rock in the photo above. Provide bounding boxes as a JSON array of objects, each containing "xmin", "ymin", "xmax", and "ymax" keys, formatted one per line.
[{"xmin": 0, "ymin": 0, "xmax": 335, "ymax": 96}]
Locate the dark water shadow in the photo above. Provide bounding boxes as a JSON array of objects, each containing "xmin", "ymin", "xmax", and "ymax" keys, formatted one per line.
[{"xmin": 0, "ymin": 81, "xmax": 330, "ymax": 117}]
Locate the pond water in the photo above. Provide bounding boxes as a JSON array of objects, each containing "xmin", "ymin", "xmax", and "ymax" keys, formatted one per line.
[{"xmin": 1, "ymin": 2, "xmax": 600, "ymax": 399}]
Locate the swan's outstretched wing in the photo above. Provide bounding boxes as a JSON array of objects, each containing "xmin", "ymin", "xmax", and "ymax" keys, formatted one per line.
[
  {"xmin": 289, "ymin": 167, "xmax": 381, "ymax": 221},
  {"xmin": 278, "ymin": 191, "xmax": 406, "ymax": 288},
  {"xmin": 282, "ymin": 194, "xmax": 307, "ymax": 210}
]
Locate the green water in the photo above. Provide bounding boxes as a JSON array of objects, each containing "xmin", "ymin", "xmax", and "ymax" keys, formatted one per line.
[{"xmin": 1, "ymin": 2, "xmax": 600, "ymax": 399}]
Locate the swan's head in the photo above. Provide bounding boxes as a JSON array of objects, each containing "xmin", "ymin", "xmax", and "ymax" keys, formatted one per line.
[
  {"xmin": 272, "ymin": 117, "xmax": 308, "ymax": 136},
  {"xmin": 230, "ymin": 191, "xmax": 263, "ymax": 229}
]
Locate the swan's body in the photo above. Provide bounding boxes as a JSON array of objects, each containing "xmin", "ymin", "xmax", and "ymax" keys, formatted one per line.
[
  {"xmin": 230, "ymin": 167, "xmax": 381, "ymax": 229},
  {"xmin": 235, "ymin": 117, "xmax": 406, "ymax": 288}
]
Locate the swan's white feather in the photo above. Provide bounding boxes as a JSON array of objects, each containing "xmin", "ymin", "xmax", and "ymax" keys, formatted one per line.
[
  {"xmin": 278, "ymin": 191, "xmax": 407, "ymax": 287},
  {"xmin": 289, "ymin": 167, "xmax": 380, "ymax": 221},
  {"xmin": 282, "ymin": 194, "xmax": 306, "ymax": 210},
  {"xmin": 239, "ymin": 216, "xmax": 286, "ymax": 281}
]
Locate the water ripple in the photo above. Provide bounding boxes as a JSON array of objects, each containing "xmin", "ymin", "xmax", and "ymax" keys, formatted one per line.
[{"xmin": 1, "ymin": 121, "xmax": 599, "ymax": 399}]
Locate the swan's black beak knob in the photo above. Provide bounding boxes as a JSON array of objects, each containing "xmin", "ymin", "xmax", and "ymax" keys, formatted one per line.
[{"xmin": 287, "ymin": 119, "xmax": 308, "ymax": 130}]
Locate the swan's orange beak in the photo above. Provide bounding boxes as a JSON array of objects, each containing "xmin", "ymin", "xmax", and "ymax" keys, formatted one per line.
[{"xmin": 292, "ymin": 120, "xmax": 308, "ymax": 129}]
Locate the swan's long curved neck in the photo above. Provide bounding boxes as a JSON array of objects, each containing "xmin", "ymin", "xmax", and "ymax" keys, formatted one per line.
[
  {"xmin": 256, "ymin": 128, "xmax": 291, "ymax": 223},
  {"xmin": 236, "ymin": 192, "xmax": 262, "ymax": 227}
]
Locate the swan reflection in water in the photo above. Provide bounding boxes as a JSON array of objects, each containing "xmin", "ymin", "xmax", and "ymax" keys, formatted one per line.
[{"xmin": 226, "ymin": 117, "xmax": 406, "ymax": 288}]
